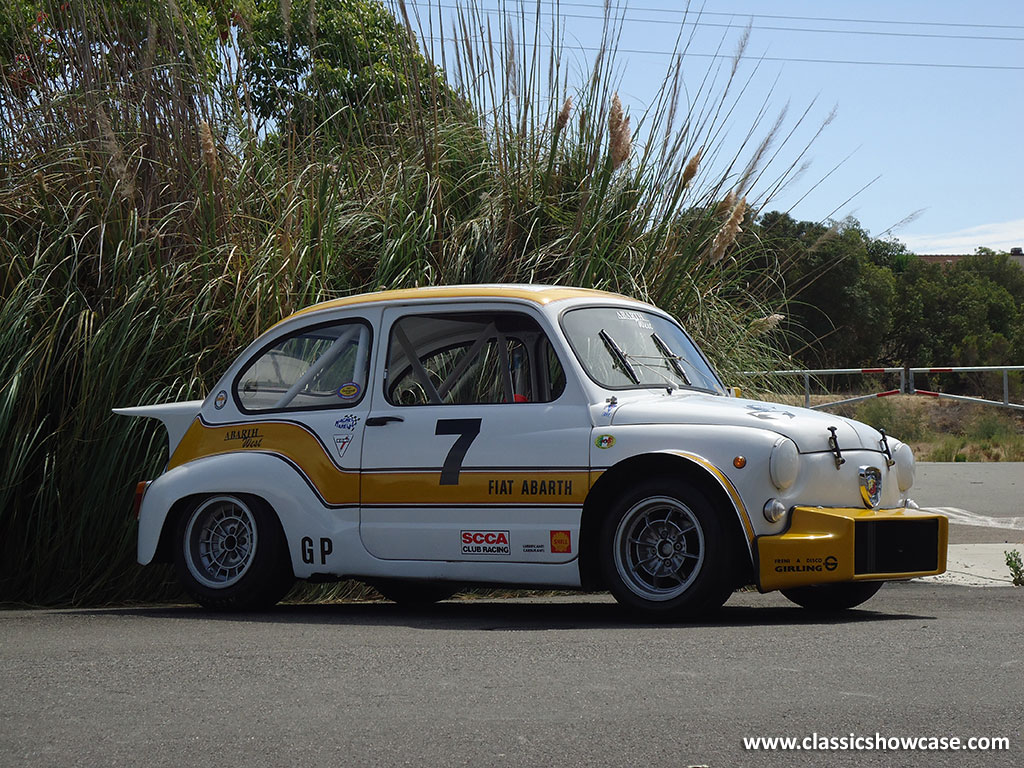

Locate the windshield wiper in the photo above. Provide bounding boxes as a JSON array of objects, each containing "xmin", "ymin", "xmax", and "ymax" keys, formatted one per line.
[
  {"xmin": 651, "ymin": 332, "xmax": 691, "ymax": 386},
  {"xmin": 599, "ymin": 329, "xmax": 640, "ymax": 384}
]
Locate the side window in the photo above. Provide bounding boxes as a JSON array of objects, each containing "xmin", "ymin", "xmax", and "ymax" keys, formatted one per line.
[
  {"xmin": 234, "ymin": 320, "xmax": 371, "ymax": 412},
  {"xmin": 386, "ymin": 312, "xmax": 566, "ymax": 406}
]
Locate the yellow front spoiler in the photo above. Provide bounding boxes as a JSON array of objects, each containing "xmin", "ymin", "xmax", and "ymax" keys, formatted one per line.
[{"xmin": 757, "ymin": 506, "xmax": 948, "ymax": 592}]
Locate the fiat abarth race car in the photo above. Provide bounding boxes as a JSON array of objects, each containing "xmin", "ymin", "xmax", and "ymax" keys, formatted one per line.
[{"xmin": 116, "ymin": 284, "xmax": 947, "ymax": 618}]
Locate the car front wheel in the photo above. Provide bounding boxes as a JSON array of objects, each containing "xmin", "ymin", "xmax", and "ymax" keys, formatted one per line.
[
  {"xmin": 600, "ymin": 481, "xmax": 737, "ymax": 620},
  {"xmin": 174, "ymin": 494, "xmax": 294, "ymax": 610}
]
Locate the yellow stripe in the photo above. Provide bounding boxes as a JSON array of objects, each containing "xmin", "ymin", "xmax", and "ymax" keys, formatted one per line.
[
  {"xmin": 274, "ymin": 285, "xmax": 632, "ymax": 329},
  {"xmin": 362, "ymin": 471, "xmax": 588, "ymax": 506},
  {"xmin": 170, "ymin": 418, "xmax": 360, "ymax": 505},
  {"xmin": 170, "ymin": 419, "xmax": 588, "ymax": 508},
  {"xmin": 663, "ymin": 450, "xmax": 755, "ymax": 543}
]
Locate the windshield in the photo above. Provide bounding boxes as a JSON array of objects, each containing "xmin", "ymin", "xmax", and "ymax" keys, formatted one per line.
[{"xmin": 561, "ymin": 307, "xmax": 725, "ymax": 394}]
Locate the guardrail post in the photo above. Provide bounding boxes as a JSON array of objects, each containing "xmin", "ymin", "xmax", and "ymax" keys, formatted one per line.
[
  {"xmin": 1005, "ymin": 368, "xmax": 1010, "ymax": 406},
  {"xmin": 908, "ymin": 367, "xmax": 915, "ymax": 395},
  {"xmin": 804, "ymin": 373, "xmax": 810, "ymax": 408},
  {"xmin": 899, "ymin": 366, "xmax": 906, "ymax": 395}
]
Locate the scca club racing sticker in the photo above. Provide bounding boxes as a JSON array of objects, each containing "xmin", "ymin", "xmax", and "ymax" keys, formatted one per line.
[
  {"xmin": 335, "ymin": 415, "xmax": 360, "ymax": 430},
  {"xmin": 461, "ymin": 530, "xmax": 510, "ymax": 556}
]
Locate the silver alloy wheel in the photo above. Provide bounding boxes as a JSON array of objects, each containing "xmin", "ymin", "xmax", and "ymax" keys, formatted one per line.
[
  {"xmin": 183, "ymin": 496, "xmax": 259, "ymax": 589},
  {"xmin": 612, "ymin": 495, "xmax": 705, "ymax": 601}
]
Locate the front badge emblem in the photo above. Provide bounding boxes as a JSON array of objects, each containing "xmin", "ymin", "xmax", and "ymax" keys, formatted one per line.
[{"xmin": 858, "ymin": 466, "xmax": 882, "ymax": 508}]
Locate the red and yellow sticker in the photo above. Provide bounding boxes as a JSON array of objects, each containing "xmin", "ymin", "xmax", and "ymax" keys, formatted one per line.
[{"xmin": 550, "ymin": 530, "xmax": 572, "ymax": 553}]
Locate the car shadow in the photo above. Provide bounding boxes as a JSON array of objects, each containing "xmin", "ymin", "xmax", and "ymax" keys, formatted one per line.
[{"xmin": 67, "ymin": 596, "xmax": 937, "ymax": 630}]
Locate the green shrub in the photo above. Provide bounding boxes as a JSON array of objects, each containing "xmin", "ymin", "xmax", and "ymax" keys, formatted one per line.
[
  {"xmin": 1006, "ymin": 550, "xmax": 1024, "ymax": 587},
  {"xmin": 924, "ymin": 436, "xmax": 967, "ymax": 462},
  {"xmin": 854, "ymin": 399, "xmax": 930, "ymax": 442},
  {"xmin": 966, "ymin": 411, "xmax": 1017, "ymax": 442}
]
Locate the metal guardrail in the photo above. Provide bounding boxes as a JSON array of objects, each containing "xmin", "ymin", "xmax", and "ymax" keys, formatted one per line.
[{"xmin": 744, "ymin": 365, "xmax": 1024, "ymax": 412}]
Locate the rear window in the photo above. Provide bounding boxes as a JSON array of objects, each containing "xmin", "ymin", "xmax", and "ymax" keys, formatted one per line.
[{"xmin": 234, "ymin": 320, "xmax": 372, "ymax": 412}]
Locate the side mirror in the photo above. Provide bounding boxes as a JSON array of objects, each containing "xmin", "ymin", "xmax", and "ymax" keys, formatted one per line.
[{"xmin": 727, "ymin": 386, "xmax": 742, "ymax": 398}]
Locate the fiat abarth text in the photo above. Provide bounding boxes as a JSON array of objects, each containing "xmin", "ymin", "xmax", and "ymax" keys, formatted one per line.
[{"xmin": 116, "ymin": 285, "xmax": 947, "ymax": 618}]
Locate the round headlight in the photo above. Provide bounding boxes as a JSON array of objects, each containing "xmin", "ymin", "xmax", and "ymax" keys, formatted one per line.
[
  {"xmin": 895, "ymin": 442, "xmax": 915, "ymax": 492},
  {"xmin": 769, "ymin": 437, "xmax": 800, "ymax": 490}
]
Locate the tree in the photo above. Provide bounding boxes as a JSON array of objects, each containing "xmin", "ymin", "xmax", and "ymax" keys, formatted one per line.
[
  {"xmin": 237, "ymin": 0, "xmax": 453, "ymax": 138},
  {"xmin": 754, "ymin": 212, "xmax": 895, "ymax": 367},
  {"xmin": 867, "ymin": 236, "xmax": 915, "ymax": 274},
  {"xmin": 752, "ymin": 214, "xmax": 1024, "ymax": 371},
  {"xmin": 0, "ymin": 1, "xmax": 222, "ymax": 99},
  {"xmin": 886, "ymin": 252, "xmax": 1022, "ymax": 373},
  {"xmin": 952, "ymin": 249, "xmax": 1024, "ymax": 304}
]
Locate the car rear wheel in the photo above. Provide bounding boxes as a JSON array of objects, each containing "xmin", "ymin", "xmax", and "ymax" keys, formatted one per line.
[
  {"xmin": 781, "ymin": 581, "xmax": 883, "ymax": 611},
  {"xmin": 174, "ymin": 494, "xmax": 294, "ymax": 610},
  {"xmin": 369, "ymin": 579, "xmax": 460, "ymax": 605},
  {"xmin": 600, "ymin": 480, "xmax": 737, "ymax": 620}
]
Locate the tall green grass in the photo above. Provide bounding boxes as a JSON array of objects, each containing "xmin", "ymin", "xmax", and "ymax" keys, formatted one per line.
[{"xmin": 2, "ymin": 0, "xmax": 822, "ymax": 604}]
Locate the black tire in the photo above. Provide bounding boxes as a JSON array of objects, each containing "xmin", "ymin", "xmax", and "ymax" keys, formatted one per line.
[
  {"xmin": 173, "ymin": 494, "xmax": 294, "ymax": 611},
  {"xmin": 599, "ymin": 480, "xmax": 738, "ymax": 620},
  {"xmin": 781, "ymin": 581, "xmax": 884, "ymax": 611},
  {"xmin": 369, "ymin": 579, "xmax": 460, "ymax": 605}
]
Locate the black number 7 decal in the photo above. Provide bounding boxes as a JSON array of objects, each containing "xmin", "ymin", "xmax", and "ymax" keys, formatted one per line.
[{"xmin": 435, "ymin": 418, "xmax": 482, "ymax": 485}]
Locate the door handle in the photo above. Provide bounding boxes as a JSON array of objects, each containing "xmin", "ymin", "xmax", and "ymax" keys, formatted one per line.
[{"xmin": 366, "ymin": 415, "xmax": 404, "ymax": 426}]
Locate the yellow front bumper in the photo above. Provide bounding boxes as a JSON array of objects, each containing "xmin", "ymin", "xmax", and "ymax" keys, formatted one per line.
[{"xmin": 757, "ymin": 506, "xmax": 948, "ymax": 592}]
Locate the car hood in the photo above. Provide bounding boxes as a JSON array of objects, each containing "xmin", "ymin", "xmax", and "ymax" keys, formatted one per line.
[{"xmin": 608, "ymin": 393, "xmax": 883, "ymax": 453}]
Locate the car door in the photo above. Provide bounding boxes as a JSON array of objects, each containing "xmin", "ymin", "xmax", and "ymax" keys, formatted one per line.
[
  {"xmin": 231, "ymin": 309, "xmax": 379, "ymax": 512},
  {"xmin": 359, "ymin": 304, "xmax": 591, "ymax": 563}
]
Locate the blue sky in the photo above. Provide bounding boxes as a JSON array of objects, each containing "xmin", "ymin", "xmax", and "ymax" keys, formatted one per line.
[{"xmin": 404, "ymin": 1, "xmax": 1024, "ymax": 254}]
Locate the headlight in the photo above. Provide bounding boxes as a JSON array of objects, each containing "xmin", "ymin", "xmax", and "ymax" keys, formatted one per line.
[
  {"xmin": 769, "ymin": 437, "xmax": 799, "ymax": 490},
  {"xmin": 895, "ymin": 442, "xmax": 915, "ymax": 492}
]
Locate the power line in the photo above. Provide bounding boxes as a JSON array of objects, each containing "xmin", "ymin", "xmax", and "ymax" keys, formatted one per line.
[
  {"xmin": 406, "ymin": 1, "xmax": 1024, "ymax": 41},
  {"xmin": 501, "ymin": 1, "xmax": 1024, "ymax": 32},
  {"xmin": 415, "ymin": 34, "xmax": 1024, "ymax": 71}
]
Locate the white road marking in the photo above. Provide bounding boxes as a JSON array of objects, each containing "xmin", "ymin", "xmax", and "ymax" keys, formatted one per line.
[{"xmin": 922, "ymin": 506, "xmax": 1024, "ymax": 531}]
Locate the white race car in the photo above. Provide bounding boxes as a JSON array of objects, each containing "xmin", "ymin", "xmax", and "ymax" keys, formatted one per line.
[{"xmin": 116, "ymin": 285, "xmax": 947, "ymax": 617}]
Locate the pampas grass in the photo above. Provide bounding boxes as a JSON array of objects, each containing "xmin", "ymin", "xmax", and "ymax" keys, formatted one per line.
[
  {"xmin": 0, "ymin": 0, "xmax": 826, "ymax": 605},
  {"xmin": 709, "ymin": 196, "xmax": 747, "ymax": 264},
  {"xmin": 608, "ymin": 92, "xmax": 631, "ymax": 171}
]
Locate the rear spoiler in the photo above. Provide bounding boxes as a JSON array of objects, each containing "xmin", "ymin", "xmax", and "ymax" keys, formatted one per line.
[{"xmin": 113, "ymin": 400, "xmax": 204, "ymax": 457}]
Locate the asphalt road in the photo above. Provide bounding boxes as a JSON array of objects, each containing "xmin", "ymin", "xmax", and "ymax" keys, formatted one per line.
[
  {"xmin": 2, "ymin": 462, "xmax": 1021, "ymax": 768},
  {"xmin": 1, "ymin": 585, "xmax": 1021, "ymax": 768},
  {"xmin": 916, "ymin": 462, "xmax": 1024, "ymax": 544}
]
